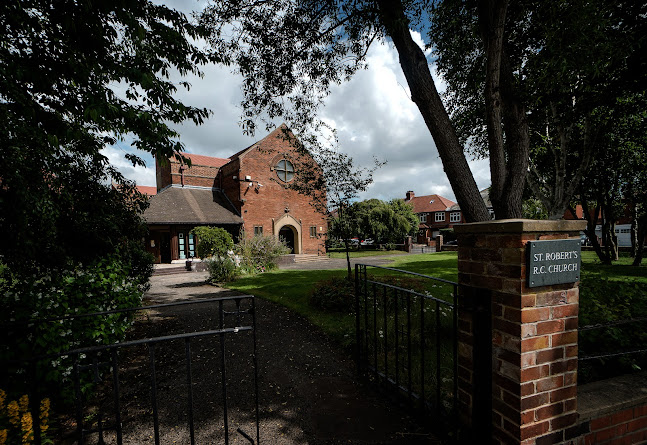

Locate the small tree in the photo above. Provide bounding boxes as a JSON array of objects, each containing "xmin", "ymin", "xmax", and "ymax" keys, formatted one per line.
[
  {"xmin": 349, "ymin": 198, "xmax": 418, "ymax": 244},
  {"xmin": 289, "ymin": 144, "xmax": 384, "ymax": 279},
  {"xmin": 191, "ymin": 227, "xmax": 234, "ymax": 259}
]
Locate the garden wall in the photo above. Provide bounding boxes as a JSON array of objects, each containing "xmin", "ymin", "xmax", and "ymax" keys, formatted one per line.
[{"xmin": 563, "ymin": 372, "xmax": 647, "ymax": 444}]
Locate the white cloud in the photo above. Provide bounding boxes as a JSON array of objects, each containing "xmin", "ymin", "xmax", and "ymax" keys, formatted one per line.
[{"xmin": 106, "ymin": 1, "xmax": 490, "ymax": 204}]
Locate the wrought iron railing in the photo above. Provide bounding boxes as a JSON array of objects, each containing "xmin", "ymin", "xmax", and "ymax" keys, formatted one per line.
[
  {"xmin": 354, "ymin": 264, "xmax": 458, "ymax": 432},
  {"xmin": 1, "ymin": 296, "xmax": 260, "ymax": 445},
  {"xmin": 579, "ymin": 316, "xmax": 647, "ymax": 361}
]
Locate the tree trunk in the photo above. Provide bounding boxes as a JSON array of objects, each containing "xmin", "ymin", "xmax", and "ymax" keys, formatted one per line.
[
  {"xmin": 631, "ymin": 202, "xmax": 638, "ymax": 258},
  {"xmin": 376, "ymin": 0, "xmax": 490, "ymax": 223},
  {"xmin": 476, "ymin": 0, "xmax": 527, "ymax": 220},
  {"xmin": 633, "ymin": 220, "xmax": 645, "ymax": 266},
  {"xmin": 581, "ymin": 195, "xmax": 611, "ymax": 264}
]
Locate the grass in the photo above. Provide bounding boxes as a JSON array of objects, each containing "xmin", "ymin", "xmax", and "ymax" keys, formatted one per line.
[
  {"xmin": 225, "ymin": 251, "xmax": 646, "ymax": 350},
  {"xmin": 326, "ymin": 249, "xmax": 407, "ymax": 259},
  {"xmin": 225, "ymin": 253, "xmax": 461, "ymax": 348},
  {"xmin": 580, "ymin": 251, "xmax": 647, "ymax": 284}
]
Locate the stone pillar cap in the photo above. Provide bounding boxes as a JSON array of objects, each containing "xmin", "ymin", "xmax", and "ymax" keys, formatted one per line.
[{"xmin": 454, "ymin": 218, "xmax": 587, "ymax": 234}]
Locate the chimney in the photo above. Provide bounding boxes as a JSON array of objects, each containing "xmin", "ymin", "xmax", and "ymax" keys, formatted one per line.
[{"xmin": 405, "ymin": 190, "xmax": 415, "ymax": 201}]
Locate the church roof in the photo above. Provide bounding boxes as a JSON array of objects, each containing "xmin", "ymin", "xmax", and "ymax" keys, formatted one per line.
[
  {"xmin": 177, "ymin": 153, "xmax": 230, "ymax": 168},
  {"xmin": 136, "ymin": 185, "xmax": 157, "ymax": 196},
  {"xmin": 143, "ymin": 186, "xmax": 242, "ymax": 225}
]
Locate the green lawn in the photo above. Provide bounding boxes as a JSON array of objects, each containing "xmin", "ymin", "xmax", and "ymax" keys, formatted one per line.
[
  {"xmin": 580, "ymin": 251, "xmax": 647, "ymax": 284},
  {"xmin": 225, "ymin": 251, "xmax": 646, "ymax": 349},
  {"xmin": 326, "ymin": 249, "xmax": 408, "ymax": 259},
  {"xmin": 225, "ymin": 253, "xmax": 460, "ymax": 347}
]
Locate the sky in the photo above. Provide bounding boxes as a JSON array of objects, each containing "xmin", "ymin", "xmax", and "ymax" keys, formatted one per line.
[{"xmin": 102, "ymin": 0, "xmax": 492, "ymax": 204}]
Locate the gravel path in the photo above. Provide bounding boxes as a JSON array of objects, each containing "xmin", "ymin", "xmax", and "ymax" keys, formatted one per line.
[{"xmin": 84, "ymin": 271, "xmax": 441, "ymax": 444}]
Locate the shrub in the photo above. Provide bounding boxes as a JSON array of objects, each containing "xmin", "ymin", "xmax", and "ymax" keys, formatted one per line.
[
  {"xmin": 236, "ymin": 234, "xmax": 290, "ymax": 274},
  {"xmin": 309, "ymin": 278, "xmax": 355, "ymax": 312},
  {"xmin": 439, "ymin": 228, "xmax": 456, "ymax": 243},
  {"xmin": 205, "ymin": 257, "xmax": 238, "ymax": 283},
  {"xmin": 578, "ymin": 279, "xmax": 647, "ymax": 383},
  {"xmin": 0, "ymin": 253, "xmax": 150, "ymax": 400},
  {"xmin": 191, "ymin": 226, "xmax": 234, "ymax": 259}
]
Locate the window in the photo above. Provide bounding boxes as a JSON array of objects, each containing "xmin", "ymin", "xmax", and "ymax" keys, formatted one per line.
[
  {"xmin": 178, "ymin": 232, "xmax": 186, "ymax": 259},
  {"xmin": 275, "ymin": 159, "xmax": 295, "ymax": 182},
  {"xmin": 419, "ymin": 213, "xmax": 427, "ymax": 223},
  {"xmin": 435, "ymin": 212, "xmax": 445, "ymax": 222},
  {"xmin": 310, "ymin": 226, "xmax": 317, "ymax": 237},
  {"xmin": 254, "ymin": 226, "xmax": 263, "ymax": 236},
  {"xmin": 188, "ymin": 233, "xmax": 196, "ymax": 258},
  {"xmin": 450, "ymin": 212, "xmax": 461, "ymax": 223}
]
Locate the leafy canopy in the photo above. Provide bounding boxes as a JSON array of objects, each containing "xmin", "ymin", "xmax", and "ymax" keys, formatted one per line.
[{"xmin": 1, "ymin": 0, "xmax": 214, "ymax": 268}]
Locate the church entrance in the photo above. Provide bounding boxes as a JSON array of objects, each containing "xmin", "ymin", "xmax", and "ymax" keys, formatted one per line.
[{"xmin": 279, "ymin": 226, "xmax": 296, "ymax": 253}]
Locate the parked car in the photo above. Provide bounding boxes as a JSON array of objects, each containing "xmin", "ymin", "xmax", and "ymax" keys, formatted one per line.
[
  {"xmin": 580, "ymin": 233, "xmax": 590, "ymax": 246},
  {"xmin": 347, "ymin": 238, "xmax": 360, "ymax": 246},
  {"xmin": 360, "ymin": 238, "xmax": 374, "ymax": 246},
  {"xmin": 444, "ymin": 240, "xmax": 458, "ymax": 246}
]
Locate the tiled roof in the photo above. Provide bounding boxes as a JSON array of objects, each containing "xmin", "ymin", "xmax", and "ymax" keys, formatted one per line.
[
  {"xmin": 407, "ymin": 194, "xmax": 457, "ymax": 213},
  {"xmin": 143, "ymin": 186, "xmax": 243, "ymax": 225},
  {"xmin": 175, "ymin": 153, "xmax": 231, "ymax": 168},
  {"xmin": 136, "ymin": 185, "xmax": 157, "ymax": 196},
  {"xmin": 449, "ymin": 188, "xmax": 491, "ymax": 211}
]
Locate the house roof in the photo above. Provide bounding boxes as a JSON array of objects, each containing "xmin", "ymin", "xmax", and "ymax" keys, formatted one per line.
[
  {"xmin": 449, "ymin": 188, "xmax": 492, "ymax": 211},
  {"xmin": 136, "ymin": 185, "xmax": 157, "ymax": 196},
  {"xmin": 406, "ymin": 194, "xmax": 457, "ymax": 213},
  {"xmin": 143, "ymin": 186, "xmax": 243, "ymax": 225},
  {"xmin": 176, "ymin": 153, "xmax": 230, "ymax": 168}
]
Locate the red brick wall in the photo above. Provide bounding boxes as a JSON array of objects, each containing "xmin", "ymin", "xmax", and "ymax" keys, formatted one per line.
[
  {"xmin": 455, "ymin": 220, "xmax": 586, "ymax": 444},
  {"xmin": 571, "ymin": 404, "xmax": 647, "ymax": 444},
  {"xmin": 231, "ymin": 130, "xmax": 327, "ymax": 255},
  {"xmin": 220, "ymin": 159, "xmax": 242, "ymax": 215},
  {"xmin": 155, "ymin": 158, "xmax": 172, "ymax": 191},
  {"xmin": 169, "ymin": 160, "xmax": 220, "ymax": 188},
  {"xmin": 156, "ymin": 157, "xmax": 220, "ymax": 189}
]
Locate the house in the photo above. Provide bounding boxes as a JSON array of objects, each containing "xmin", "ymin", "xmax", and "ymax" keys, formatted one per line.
[
  {"xmin": 564, "ymin": 205, "xmax": 634, "ymax": 247},
  {"xmin": 404, "ymin": 191, "xmax": 463, "ymax": 243},
  {"xmin": 142, "ymin": 125, "xmax": 328, "ymax": 263}
]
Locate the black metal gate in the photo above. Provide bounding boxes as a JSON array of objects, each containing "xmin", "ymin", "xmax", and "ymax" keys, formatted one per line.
[
  {"xmin": 354, "ymin": 264, "xmax": 459, "ymax": 435},
  {"xmin": 2, "ymin": 296, "xmax": 260, "ymax": 445}
]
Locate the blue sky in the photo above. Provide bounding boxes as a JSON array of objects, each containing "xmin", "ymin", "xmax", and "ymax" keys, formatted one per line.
[{"xmin": 102, "ymin": 0, "xmax": 491, "ymax": 203}]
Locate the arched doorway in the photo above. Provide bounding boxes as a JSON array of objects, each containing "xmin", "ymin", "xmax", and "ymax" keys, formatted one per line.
[{"xmin": 279, "ymin": 225, "xmax": 296, "ymax": 253}]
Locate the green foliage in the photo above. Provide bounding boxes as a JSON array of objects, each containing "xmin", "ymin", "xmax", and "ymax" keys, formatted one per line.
[
  {"xmin": 0, "ymin": 254, "xmax": 150, "ymax": 399},
  {"xmin": 236, "ymin": 234, "xmax": 290, "ymax": 274},
  {"xmin": 1, "ymin": 0, "xmax": 207, "ymax": 399},
  {"xmin": 205, "ymin": 257, "xmax": 239, "ymax": 283},
  {"xmin": 522, "ymin": 199, "xmax": 549, "ymax": 220},
  {"xmin": 1, "ymin": 0, "xmax": 213, "ymax": 267},
  {"xmin": 191, "ymin": 226, "xmax": 234, "ymax": 259},
  {"xmin": 330, "ymin": 198, "xmax": 418, "ymax": 245},
  {"xmin": 309, "ymin": 278, "xmax": 355, "ymax": 313},
  {"xmin": 439, "ymin": 228, "xmax": 456, "ymax": 243},
  {"xmin": 578, "ymin": 279, "xmax": 647, "ymax": 383}
]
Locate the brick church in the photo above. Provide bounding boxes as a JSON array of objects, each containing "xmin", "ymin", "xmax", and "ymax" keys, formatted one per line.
[{"xmin": 142, "ymin": 125, "xmax": 328, "ymax": 263}]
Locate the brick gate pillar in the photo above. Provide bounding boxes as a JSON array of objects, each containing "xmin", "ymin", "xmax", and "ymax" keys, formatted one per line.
[{"xmin": 455, "ymin": 220, "xmax": 586, "ymax": 444}]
